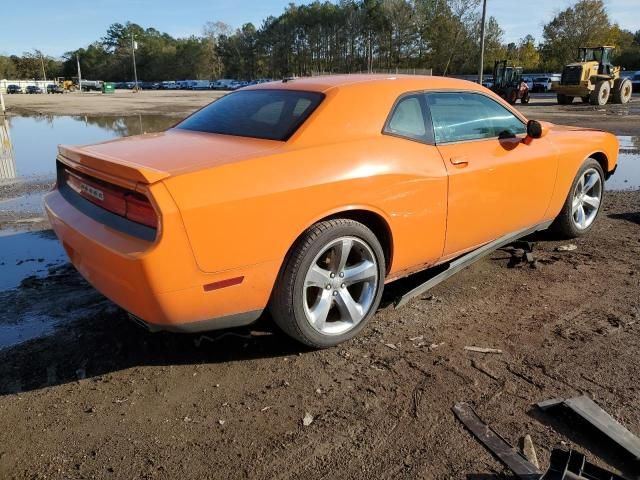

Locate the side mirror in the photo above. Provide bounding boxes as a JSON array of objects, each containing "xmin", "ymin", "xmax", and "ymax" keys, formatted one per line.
[{"xmin": 527, "ymin": 119, "xmax": 545, "ymax": 139}]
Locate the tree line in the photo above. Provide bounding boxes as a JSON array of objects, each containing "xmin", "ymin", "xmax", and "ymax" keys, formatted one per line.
[{"xmin": 1, "ymin": 0, "xmax": 639, "ymax": 82}]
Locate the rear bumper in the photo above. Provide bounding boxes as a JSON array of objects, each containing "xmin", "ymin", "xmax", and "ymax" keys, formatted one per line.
[{"xmin": 44, "ymin": 186, "xmax": 276, "ymax": 333}]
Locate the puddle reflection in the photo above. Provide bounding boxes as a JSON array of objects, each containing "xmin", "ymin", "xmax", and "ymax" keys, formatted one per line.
[
  {"xmin": 1, "ymin": 114, "xmax": 177, "ymax": 183},
  {"xmin": 0, "ymin": 229, "xmax": 67, "ymax": 291}
]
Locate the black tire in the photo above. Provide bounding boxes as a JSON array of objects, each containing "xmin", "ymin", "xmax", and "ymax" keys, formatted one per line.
[
  {"xmin": 521, "ymin": 92, "xmax": 530, "ymax": 104},
  {"xmin": 589, "ymin": 80, "xmax": 610, "ymax": 105},
  {"xmin": 557, "ymin": 94, "xmax": 573, "ymax": 105},
  {"xmin": 549, "ymin": 158, "xmax": 604, "ymax": 238},
  {"xmin": 270, "ymin": 219, "xmax": 385, "ymax": 348},
  {"xmin": 613, "ymin": 78, "xmax": 632, "ymax": 104},
  {"xmin": 504, "ymin": 87, "xmax": 517, "ymax": 105}
]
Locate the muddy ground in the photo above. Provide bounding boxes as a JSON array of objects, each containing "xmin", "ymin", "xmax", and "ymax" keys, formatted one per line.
[
  {"xmin": 4, "ymin": 90, "xmax": 225, "ymax": 119},
  {"xmin": 0, "ymin": 92, "xmax": 639, "ymax": 479}
]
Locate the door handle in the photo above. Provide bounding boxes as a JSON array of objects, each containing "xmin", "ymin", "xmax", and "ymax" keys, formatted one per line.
[{"xmin": 450, "ymin": 156, "xmax": 469, "ymax": 166}]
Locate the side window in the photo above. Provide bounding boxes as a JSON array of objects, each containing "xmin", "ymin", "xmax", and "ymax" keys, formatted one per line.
[
  {"xmin": 384, "ymin": 94, "xmax": 433, "ymax": 143},
  {"xmin": 425, "ymin": 92, "xmax": 526, "ymax": 144}
]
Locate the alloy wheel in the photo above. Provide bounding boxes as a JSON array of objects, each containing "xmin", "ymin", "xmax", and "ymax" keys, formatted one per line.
[
  {"xmin": 303, "ymin": 236, "xmax": 379, "ymax": 335},
  {"xmin": 571, "ymin": 167, "xmax": 602, "ymax": 230}
]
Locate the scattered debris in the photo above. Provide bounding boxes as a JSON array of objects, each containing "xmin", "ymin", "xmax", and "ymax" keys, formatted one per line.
[
  {"xmin": 302, "ymin": 412, "xmax": 314, "ymax": 427},
  {"xmin": 471, "ymin": 359, "xmax": 500, "ymax": 381},
  {"xmin": 537, "ymin": 395, "xmax": 640, "ymax": 461},
  {"xmin": 183, "ymin": 416, "xmax": 192, "ymax": 422},
  {"xmin": 544, "ymin": 449, "xmax": 624, "ymax": 480},
  {"xmin": 409, "ymin": 335, "xmax": 424, "ymax": 342},
  {"xmin": 452, "ymin": 402, "xmax": 542, "ymax": 479},
  {"xmin": 260, "ymin": 406, "xmax": 271, "ymax": 412},
  {"xmin": 521, "ymin": 435, "xmax": 540, "ymax": 470},
  {"xmin": 464, "ymin": 346, "xmax": 503, "ymax": 354},
  {"xmin": 218, "ymin": 419, "xmax": 225, "ymax": 426},
  {"xmin": 194, "ymin": 331, "xmax": 253, "ymax": 347},
  {"xmin": 556, "ymin": 244, "xmax": 577, "ymax": 252},
  {"xmin": 384, "ymin": 343, "xmax": 397, "ymax": 350}
]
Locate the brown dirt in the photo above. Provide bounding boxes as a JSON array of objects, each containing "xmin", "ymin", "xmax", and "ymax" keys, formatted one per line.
[
  {"xmin": 4, "ymin": 90, "xmax": 225, "ymax": 118},
  {"xmin": 1, "ymin": 92, "xmax": 639, "ymax": 480}
]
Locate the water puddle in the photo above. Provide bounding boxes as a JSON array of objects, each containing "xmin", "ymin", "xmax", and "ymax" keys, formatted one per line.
[
  {"xmin": 608, "ymin": 135, "xmax": 640, "ymax": 191},
  {"xmin": 0, "ymin": 314, "xmax": 57, "ymax": 351},
  {"xmin": 0, "ymin": 229, "xmax": 67, "ymax": 290},
  {"xmin": 0, "ymin": 192, "xmax": 45, "ymax": 215},
  {"xmin": 1, "ymin": 114, "xmax": 177, "ymax": 183}
]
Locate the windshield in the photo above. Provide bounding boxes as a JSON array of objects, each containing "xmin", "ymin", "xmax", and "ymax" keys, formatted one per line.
[
  {"xmin": 177, "ymin": 89, "xmax": 324, "ymax": 141},
  {"xmin": 579, "ymin": 48, "xmax": 602, "ymax": 62}
]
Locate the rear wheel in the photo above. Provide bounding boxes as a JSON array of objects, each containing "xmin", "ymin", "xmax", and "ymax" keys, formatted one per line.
[
  {"xmin": 550, "ymin": 158, "xmax": 604, "ymax": 238},
  {"xmin": 589, "ymin": 80, "xmax": 610, "ymax": 105},
  {"xmin": 557, "ymin": 94, "xmax": 573, "ymax": 105},
  {"xmin": 504, "ymin": 88, "xmax": 518, "ymax": 105},
  {"xmin": 270, "ymin": 219, "xmax": 385, "ymax": 348},
  {"xmin": 613, "ymin": 78, "xmax": 632, "ymax": 104},
  {"xmin": 521, "ymin": 91, "xmax": 530, "ymax": 104}
]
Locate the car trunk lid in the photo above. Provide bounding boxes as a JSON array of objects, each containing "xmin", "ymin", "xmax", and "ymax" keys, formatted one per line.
[{"xmin": 57, "ymin": 129, "xmax": 283, "ymax": 185}]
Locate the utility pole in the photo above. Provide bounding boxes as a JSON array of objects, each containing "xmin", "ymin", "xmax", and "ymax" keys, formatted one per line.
[
  {"xmin": 478, "ymin": 0, "xmax": 488, "ymax": 85},
  {"xmin": 40, "ymin": 53, "xmax": 47, "ymax": 83},
  {"xmin": 131, "ymin": 32, "xmax": 139, "ymax": 91},
  {"xmin": 76, "ymin": 54, "xmax": 82, "ymax": 93}
]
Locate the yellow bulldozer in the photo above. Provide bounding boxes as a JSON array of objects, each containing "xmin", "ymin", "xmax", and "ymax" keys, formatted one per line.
[{"xmin": 554, "ymin": 46, "xmax": 632, "ymax": 105}]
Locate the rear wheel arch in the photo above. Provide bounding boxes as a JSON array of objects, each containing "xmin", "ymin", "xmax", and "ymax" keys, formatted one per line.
[{"xmin": 283, "ymin": 208, "xmax": 394, "ymax": 278}]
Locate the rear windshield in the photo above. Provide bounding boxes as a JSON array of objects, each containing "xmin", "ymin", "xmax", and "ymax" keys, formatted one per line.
[{"xmin": 176, "ymin": 90, "xmax": 324, "ymax": 141}]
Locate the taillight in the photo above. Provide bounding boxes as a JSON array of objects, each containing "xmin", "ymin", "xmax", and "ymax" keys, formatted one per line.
[
  {"xmin": 64, "ymin": 168, "xmax": 158, "ymax": 229},
  {"xmin": 124, "ymin": 192, "xmax": 158, "ymax": 228}
]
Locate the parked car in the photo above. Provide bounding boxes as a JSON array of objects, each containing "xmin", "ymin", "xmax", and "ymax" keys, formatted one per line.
[
  {"xmin": 6, "ymin": 84, "xmax": 22, "ymax": 94},
  {"xmin": 47, "ymin": 84, "xmax": 64, "ymax": 94},
  {"xmin": 44, "ymin": 75, "xmax": 618, "ymax": 348},
  {"xmin": 211, "ymin": 79, "xmax": 236, "ymax": 90},
  {"xmin": 25, "ymin": 85, "xmax": 43, "ymax": 94},
  {"xmin": 189, "ymin": 80, "xmax": 211, "ymax": 90},
  {"xmin": 159, "ymin": 81, "xmax": 179, "ymax": 90},
  {"xmin": 632, "ymin": 71, "xmax": 640, "ymax": 93},
  {"xmin": 229, "ymin": 80, "xmax": 248, "ymax": 90},
  {"xmin": 533, "ymin": 77, "xmax": 553, "ymax": 92}
]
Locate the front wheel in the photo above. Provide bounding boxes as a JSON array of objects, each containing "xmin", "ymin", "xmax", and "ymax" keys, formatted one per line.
[
  {"xmin": 550, "ymin": 158, "xmax": 604, "ymax": 238},
  {"xmin": 270, "ymin": 219, "xmax": 385, "ymax": 348}
]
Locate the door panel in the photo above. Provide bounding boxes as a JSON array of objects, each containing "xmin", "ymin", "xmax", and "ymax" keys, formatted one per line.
[
  {"xmin": 437, "ymin": 137, "xmax": 557, "ymax": 256},
  {"xmin": 424, "ymin": 91, "xmax": 558, "ymax": 256}
]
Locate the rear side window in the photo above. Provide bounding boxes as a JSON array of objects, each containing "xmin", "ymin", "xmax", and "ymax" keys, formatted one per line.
[
  {"xmin": 425, "ymin": 92, "xmax": 525, "ymax": 144},
  {"xmin": 177, "ymin": 90, "xmax": 324, "ymax": 141},
  {"xmin": 384, "ymin": 94, "xmax": 434, "ymax": 143}
]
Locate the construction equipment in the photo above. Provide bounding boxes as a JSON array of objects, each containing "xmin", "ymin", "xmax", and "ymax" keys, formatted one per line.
[
  {"xmin": 490, "ymin": 60, "xmax": 530, "ymax": 105},
  {"xmin": 554, "ymin": 46, "xmax": 632, "ymax": 105},
  {"xmin": 56, "ymin": 77, "xmax": 77, "ymax": 92}
]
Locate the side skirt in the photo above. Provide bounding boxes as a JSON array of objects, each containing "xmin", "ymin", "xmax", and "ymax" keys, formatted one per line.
[{"xmin": 394, "ymin": 220, "xmax": 553, "ymax": 308}]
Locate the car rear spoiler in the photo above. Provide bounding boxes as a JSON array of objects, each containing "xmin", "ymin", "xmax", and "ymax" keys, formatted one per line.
[{"xmin": 58, "ymin": 144, "xmax": 170, "ymax": 184}]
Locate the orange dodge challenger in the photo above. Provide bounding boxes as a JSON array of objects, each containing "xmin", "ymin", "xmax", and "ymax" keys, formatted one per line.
[{"xmin": 44, "ymin": 75, "xmax": 619, "ymax": 347}]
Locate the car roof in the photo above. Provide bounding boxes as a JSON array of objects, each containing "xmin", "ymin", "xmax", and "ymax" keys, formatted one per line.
[{"xmin": 245, "ymin": 74, "xmax": 485, "ymax": 95}]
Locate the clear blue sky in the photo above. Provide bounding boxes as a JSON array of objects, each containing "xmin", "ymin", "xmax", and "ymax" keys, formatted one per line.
[{"xmin": 0, "ymin": 0, "xmax": 637, "ymax": 57}]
